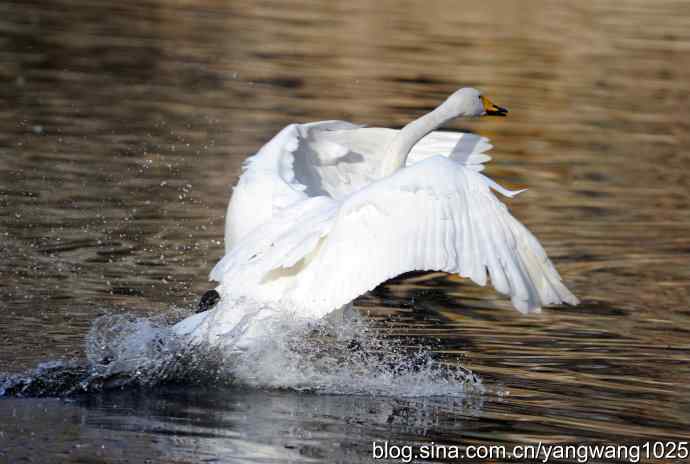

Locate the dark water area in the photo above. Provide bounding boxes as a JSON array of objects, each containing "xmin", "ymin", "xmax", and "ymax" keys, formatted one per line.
[{"xmin": 2, "ymin": 0, "xmax": 690, "ymax": 462}]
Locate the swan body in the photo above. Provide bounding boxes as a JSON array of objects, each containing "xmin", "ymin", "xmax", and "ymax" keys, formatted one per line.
[{"xmin": 173, "ymin": 88, "xmax": 578, "ymax": 349}]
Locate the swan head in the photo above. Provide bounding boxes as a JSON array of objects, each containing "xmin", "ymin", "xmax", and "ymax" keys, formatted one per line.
[{"xmin": 446, "ymin": 87, "xmax": 508, "ymax": 118}]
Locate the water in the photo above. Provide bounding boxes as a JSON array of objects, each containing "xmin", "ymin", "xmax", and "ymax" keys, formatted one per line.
[{"xmin": 2, "ymin": 0, "xmax": 690, "ymax": 462}]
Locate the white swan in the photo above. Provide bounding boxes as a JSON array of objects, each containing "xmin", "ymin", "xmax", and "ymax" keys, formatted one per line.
[{"xmin": 173, "ymin": 88, "xmax": 579, "ymax": 349}]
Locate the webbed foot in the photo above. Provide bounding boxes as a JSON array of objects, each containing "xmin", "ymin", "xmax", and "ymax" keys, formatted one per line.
[{"xmin": 197, "ymin": 289, "xmax": 220, "ymax": 313}]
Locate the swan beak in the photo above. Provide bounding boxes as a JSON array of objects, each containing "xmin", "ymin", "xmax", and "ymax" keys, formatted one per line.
[{"xmin": 481, "ymin": 96, "xmax": 508, "ymax": 117}]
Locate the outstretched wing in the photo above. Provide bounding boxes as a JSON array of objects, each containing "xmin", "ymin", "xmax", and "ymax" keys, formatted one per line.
[
  {"xmin": 214, "ymin": 155, "xmax": 578, "ymax": 317},
  {"xmin": 407, "ymin": 130, "xmax": 494, "ymax": 171},
  {"xmin": 238, "ymin": 123, "xmax": 495, "ymax": 210},
  {"xmin": 224, "ymin": 121, "xmax": 360, "ymax": 250},
  {"xmin": 226, "ymin": 122, "xmax": 494, "ymax": 250},
  {"xmin": 317, "ymin": 127, "xmax": 495, "ymax": 174}
]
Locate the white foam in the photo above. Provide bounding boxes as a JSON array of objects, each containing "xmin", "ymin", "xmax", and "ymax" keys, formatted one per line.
[
  {"xmin": 227, "ymin": 308, "xmax": 483, "ymax": 397},
  {"xmin": 80, "ymin": 299, "xmax": 484, "ymax": 398}
]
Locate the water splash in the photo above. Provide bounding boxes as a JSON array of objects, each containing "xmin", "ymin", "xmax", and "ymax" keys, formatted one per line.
[
  {"xmin": 230, "ymin": 308, "xmax": 482, "ymax": 397},
  {"xmin": 1, "ymin": 300, "xmax": 483, "ymax": 398}
]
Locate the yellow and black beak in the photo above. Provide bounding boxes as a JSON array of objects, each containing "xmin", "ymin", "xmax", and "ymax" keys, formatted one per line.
[{"xmin": 481, "ymin": 96, "xmax": 508, "ymax": 117}]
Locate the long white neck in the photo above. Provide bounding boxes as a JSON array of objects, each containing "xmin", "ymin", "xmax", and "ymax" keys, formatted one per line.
[{"xmin": 378, "ymin": 99, "xmax": 458, "ymax": 177}]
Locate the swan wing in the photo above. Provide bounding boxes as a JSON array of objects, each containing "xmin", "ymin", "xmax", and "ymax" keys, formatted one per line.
[
  {"xmin": 319, "ymin": 128, "xmax": 494, "ymax": 172},
  {"xmin": 238, "ymin": 120, "xmax": 363, "ymax": 208},
  {"xmin": 215, "ymin": 156, "xmax": 578, "ymax": 318},
  {"xmin": 212, "ymin": 195, "xmax": 338, "ymax": 284},
  {"xmin": 225, "ymin": 121, "xmax": 361, "ymax": 249},
  {"xmin": 230, "ymin": 124, "xmax": 493, "ymax": 243},
  {"xmin": 237, "ymin": 124, "xmax": 492, "ymax": 214},
  {"xmin": 407, "ymin": 130, "xmax": 494, "ymax": 171}
]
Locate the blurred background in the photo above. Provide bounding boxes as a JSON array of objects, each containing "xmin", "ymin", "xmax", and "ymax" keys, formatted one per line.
[{"xmin": 1, "ymin": 0, "xmax": 690, "ymax": 462}]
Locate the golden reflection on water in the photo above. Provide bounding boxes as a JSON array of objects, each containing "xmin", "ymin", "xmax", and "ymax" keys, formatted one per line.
[{"xmin": 1, "ymin": 0, "xmax": 690, "ymax": 457}]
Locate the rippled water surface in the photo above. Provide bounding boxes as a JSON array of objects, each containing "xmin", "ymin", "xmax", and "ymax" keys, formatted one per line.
[{"xmin": 2, "ymin": 0, "xmax": 690, "ymax": 462}]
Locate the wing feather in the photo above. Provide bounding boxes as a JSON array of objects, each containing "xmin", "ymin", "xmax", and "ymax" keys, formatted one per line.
[{"xmin": 214, "ymin": 156, "xmax": 578, "ymax": 318}]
